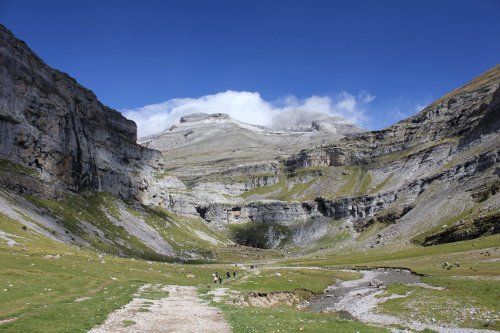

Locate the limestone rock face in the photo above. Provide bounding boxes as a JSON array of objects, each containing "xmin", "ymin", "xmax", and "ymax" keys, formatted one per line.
[
  {"xmin": 1, "ymin": 23, "xmax": 498, "ymax": 252},
  {"xmin": 139, "ymin": 112, "xmax": 349, "ymax": 182},
  {"xmin": 151, "ymin": 66, "xmax": 499, "ymax": 250},
  {"xmin": 0, "ymin": 24, "xmax": 160, "ymax": 199},
  {"xmin": 287, "ymin": 66, "xmax": 500, "ymax": 170},
  {"xmin": 179, "ymin": 113, "xmax": 230, "ymax": 123}
]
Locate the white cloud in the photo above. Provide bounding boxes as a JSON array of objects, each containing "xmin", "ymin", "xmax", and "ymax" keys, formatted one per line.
[
  {"xmin": 359, "ymin": 90, "xmax": 376, "ymax": 103},
  {"xmin": 122, "ymin": 90, "xmax": 374, "ymax": 138}
]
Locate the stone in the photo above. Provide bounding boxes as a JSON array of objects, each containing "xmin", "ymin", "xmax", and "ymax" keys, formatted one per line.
[{"xmin": 369, "ymin": 279, "xmax": 383, "ymax": 288}]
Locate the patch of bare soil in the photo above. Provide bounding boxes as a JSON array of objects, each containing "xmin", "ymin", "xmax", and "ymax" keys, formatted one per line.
[
  {"xmin": 89, "ymin": 285, "xmax": 231, "ymax": 333},
  {"xmin": 0, "ymin": 318, "xmax": 18, "ymax": 325},
  {"xmin": 246, "ymin": 291, "xmax": 298, "ymax": 307},
  {"xmin": 208, "ymin": 287, "xmax": 299, "ymax": 307}
]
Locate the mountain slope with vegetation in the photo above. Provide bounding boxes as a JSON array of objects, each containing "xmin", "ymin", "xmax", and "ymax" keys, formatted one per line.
[
  {"xmin": 143, "ymin": 66, "xmax": 499, "ymax": 253},
  {"xmin": 0, "ymin": 23, "xmax": 499, "ymax": 333},
  {"xmin": 1, "ymin": 23, "xmax": 499, "ymax": 257}
]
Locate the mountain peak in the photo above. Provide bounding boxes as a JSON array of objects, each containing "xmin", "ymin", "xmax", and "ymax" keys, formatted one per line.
[
  {"xmin": 270, "ymin": 110, "xmax": 364, "ymax": 134},
  {"xmin": 179, "ymin": 113, "xmax": 231, "ymax": 123}
]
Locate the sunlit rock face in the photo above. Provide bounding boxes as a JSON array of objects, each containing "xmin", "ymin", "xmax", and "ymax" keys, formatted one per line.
[
  {"xmin": 1, "ymin": 23, "xmax": 498, "ymax": 251},
  {"xmin": 141, "ymin": 65, "xmax": 499, "ymax": 250}
]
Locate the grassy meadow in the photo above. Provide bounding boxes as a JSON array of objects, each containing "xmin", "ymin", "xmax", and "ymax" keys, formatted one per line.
[{"xmin": 0, "ymin": 205, "xmax": 498, "ymax": 332}]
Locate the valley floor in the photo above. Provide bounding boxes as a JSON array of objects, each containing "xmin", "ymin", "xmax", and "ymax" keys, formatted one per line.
[{"xmin": 0, "ymin": 212, "xmax": 498, "ymax": 333}]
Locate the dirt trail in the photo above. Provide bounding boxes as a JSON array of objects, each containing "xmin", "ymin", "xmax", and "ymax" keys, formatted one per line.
[{"xmin": 89, "ymin": 285, "xmax": 232, "ymax": 333}]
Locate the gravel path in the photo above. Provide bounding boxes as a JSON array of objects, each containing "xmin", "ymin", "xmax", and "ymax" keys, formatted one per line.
[{"xmin": 89, "ymin": 285, "xmax": 232, "ymax": 333}]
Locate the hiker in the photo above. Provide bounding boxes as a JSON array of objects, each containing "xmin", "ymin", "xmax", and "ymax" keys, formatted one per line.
[
  {"xmin": 233, "ymin": 271, "xmax": 236, "ymax": 279},
  {"xmin": 226, "ymin": 271, "xmax": 231, "ymax": 279},
  {"xmin": 213, "ymin": 272, "xmax": 218, "ymax": 284}
]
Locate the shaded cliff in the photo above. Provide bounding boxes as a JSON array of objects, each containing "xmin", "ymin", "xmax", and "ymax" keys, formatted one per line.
[{"xmin": 0, "ymin": 24, "xmax": 160, "ymax": 199}]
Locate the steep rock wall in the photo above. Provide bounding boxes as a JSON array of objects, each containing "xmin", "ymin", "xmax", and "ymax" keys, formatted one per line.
[
  {"xmin": 286, "ymin": 67, "xmax": 500, "ymax": 171},
  {"xmin": 0, "ymin": 24, "xmax": 161, "ymax": 199},
  {"xmin": 197, "ymin": 149, "xmax": 499, "ymax": 231}
]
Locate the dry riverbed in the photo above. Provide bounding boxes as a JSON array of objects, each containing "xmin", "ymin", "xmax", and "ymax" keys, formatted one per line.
[{"xmin": 306, "ymin": 268, "xmax": 497, "ymax": 333}]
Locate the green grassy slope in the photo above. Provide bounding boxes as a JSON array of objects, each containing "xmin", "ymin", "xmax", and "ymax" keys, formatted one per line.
[
  {"xmin": 0, "ymin": 212, "xmax": 387, "ymax": 332},
  {"xmin": 21, "ymin": 191, "xmax": 230, "ymax": 260},
  {"xmin": 0, "ymin": 213, "xmax": 216, "ymax": 332}
]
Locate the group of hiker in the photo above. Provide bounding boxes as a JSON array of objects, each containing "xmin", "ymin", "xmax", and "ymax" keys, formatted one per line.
[{"xmin": 212, "ymin": 271, "xmax": 236, "ymax": 284}]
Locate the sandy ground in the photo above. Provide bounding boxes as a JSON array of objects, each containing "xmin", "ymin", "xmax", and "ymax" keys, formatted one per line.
[
  {"xmin": 307, "ymin": 269, "xmax": 497, "ymax": 333},
  {"xmin": 88, "ymin": 285, "xmax": 232, "ymax": 333}
]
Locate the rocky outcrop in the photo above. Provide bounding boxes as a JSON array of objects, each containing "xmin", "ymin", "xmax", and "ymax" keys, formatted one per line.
[
  {"xmin": 286, "ymin": 66, "xmax": 500, "ymax": 170},
  {"xmin": 195, "ymin": 149, "xmax": 499, "ymax": 233},
  {"xmin": 420, "ymin": 211, "xmax": 500, "ymax": 246},
  {"xmin": 244, "ymin": 175, "xmax": 280, "ymax": 190},
  {"xmin": 186, "ymin": 161, "xmax": 282, "ymax": 190},
  {"xmin": 0, "ymin": 24, "xmax": 161, "ymax": 200},
  {"xmin": 179, "ymin": 112, "xmax": 230, "ymax": 123}
]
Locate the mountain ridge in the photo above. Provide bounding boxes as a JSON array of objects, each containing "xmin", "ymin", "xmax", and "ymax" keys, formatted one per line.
[{"xmin": 0, "ymin": 23, "xmax": 498, "ymax": 258}]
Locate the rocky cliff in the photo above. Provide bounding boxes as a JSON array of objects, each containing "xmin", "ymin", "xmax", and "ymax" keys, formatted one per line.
[
  {"xmin": 0, "ymin": 25, "xmax": 235, "ymax": 260},
  {"xmin": 0, "ymin": 24, "xmax": 160, "ymax": 200},
  {"xmin": 286, "ymin": 66, "xmax": 500, "ymax": 170},
  {"xmin": 0, "ymin": 23, "xmax": 498, "ymax": 255},
  {"xmin": 144, "ymin": 66, "xmax": 499, "ymax": 251}
]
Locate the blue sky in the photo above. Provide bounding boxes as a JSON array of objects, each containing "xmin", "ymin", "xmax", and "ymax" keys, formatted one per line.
[{"xmin": 1, "ymin": 0, "xmax": 499, "ymax": 134}]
